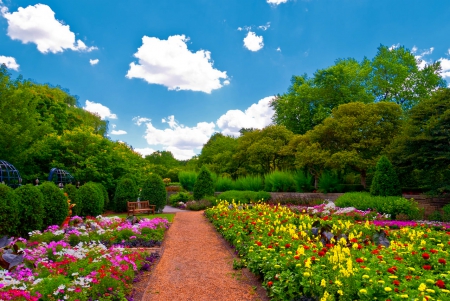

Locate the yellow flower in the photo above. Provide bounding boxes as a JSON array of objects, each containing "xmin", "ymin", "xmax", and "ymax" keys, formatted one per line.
[
  {"xmin": 335, "ymin": 280, "xmax": 342, "ymax": 287},
  {"xmin": 321, "ymin": 279, "xmax": 326, "ymax": 287},
  {"xmin": 388, "ymin": 276, "xmax": 398, "ymax": 279},
  {"xmin": 303, "ymin": 272, "xmax": 310, "ymax": 277},
  {"xmin": 362, "ymin": 275, "xmax": 370, "ymax": 279},
  {"xmin": 426, "ymin": 279, "xmax": 435, "ymax": 284},
  {"xmin": 378, "ymin": 280, "xmax": 385, "ymax": 284},
  {"xmin": 442, "ymin": 289, "xmax": 450, "ymax": 293},
  {"xmin": 385, "ymin": 287, "xmax": 392, "ymax": 292},
  {"xmin": 426, "ymin": 289, "xmax": 435, "ymax": 294},
  {"xmin": 359, "ymin": 289, "xmax": 367, "ymax": 294},
  {"xmin": 418, "ymin": 283, "xmax": 427, "ymax": 292},
  {"xmin": 400, "ymin": 294, "xmax": 409, "ymax": 298},
  {"xmin": 337, "ymin": 290, "xmax": 343, "ymax": 295}
]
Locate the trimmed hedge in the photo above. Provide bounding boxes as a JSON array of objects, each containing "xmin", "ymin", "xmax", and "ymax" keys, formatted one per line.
[
  {"xmin": 15, "ymin": 184, "xmax": 45, "ymax": 237},
  {"xmin": 141, "ymin": 174, "xmax": 166, "ymax": 212},
  {"xmin": 193, "ymin": 166, "xmax": 215, "ymax": 200},
  {"xmin": 77, "ymin": 182, "xmax": 104, "ymax": 217},
  {"xmin": 39, "ymin": 182, "xmax": 69, "ymax": 228},
  {"xmin": 0, "ymin": 184, "xmax": 19, "ymax": 237},
  {"xmin": 114, "ymin": 178, "xmax": 138, "ymax": 213}
]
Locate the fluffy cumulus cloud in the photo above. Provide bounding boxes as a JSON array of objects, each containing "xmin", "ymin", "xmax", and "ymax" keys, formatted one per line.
[
  {"xmin": 243, "ymin": 32, "xmax": 264, "ymax": 52},
  {"xmin": 126, "ymin": 35, "xmax": 229, "ymax": 93},
  {"xmin": 0, "ymin": 55, "xmax": 19, "ymax": 70},
  {"xmin": 267, "ymin": 0, "xmax": 288, "ymax": 5},
  {"xmin": 89, "ymin": 59, "xmax": 99, "ymax": 65},
  {"xmin": 83, "ymin": 100, "xmax": 117, "ymax": 120},
  {"xmin": 216, "ymin": 96, "xmax": 275, "ymax": 136},
  {"xmin": 1, "ymin": 3, "xmax": 96, "ymax": 54},
  {"xmin": 132, "ymin": 116, "xmax": 151, "ymax": 126},
  {"xmin": 439, "ymin": 57, "xmax": 450, "ymax": 82},
  {"xmin": 110, "ymin": 130, "xmax": 127, "ymax": 135},
  {"xmin": 136, "ymin": 115, "xmax": 216, "ymax": 160},
  {"xmin": 134, "ymin": 147, "xmax": 156, "ymax": 157},
  {"xmin": 412, "ymin": 46, "xmax": 434, "ymax": 70}
]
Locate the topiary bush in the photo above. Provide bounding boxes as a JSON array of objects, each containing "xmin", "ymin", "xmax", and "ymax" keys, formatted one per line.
[
  {"xmin": 114, "ymin": 178, "xmax": 138, "ymax": 213},
  {"xmin": 77, "ymin": 182, "xmax": 104, "ymax": 217},
  {"xmin": 370, "ymin": 156, "xmax": 402, "ymax": 196},
  {"xmin": 15, "ymin": 184, "xmax": 45, "ymax": 237},
  {"xmin": 39, "ymin": 182, "xmax": 69, "ymax": 229},
  {"xmin": 193, "ymin": 166, "xmax": 215, "ymax": 200},
  {"xmin": 0, "ymin": 184, "xmax": 19, "ymax": 237},
  {"xmin": 141, "ymin": 174, "xmax": 166, "ymax": 212}
]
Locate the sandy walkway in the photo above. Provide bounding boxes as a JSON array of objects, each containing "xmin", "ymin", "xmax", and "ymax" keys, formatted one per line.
[{"xmin": 142, "ymin": 211, "xmax": 269, "ymax": 301}]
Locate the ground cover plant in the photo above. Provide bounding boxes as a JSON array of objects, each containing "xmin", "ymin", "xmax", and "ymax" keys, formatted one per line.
[
  {"xmin": 0, "ymin": 215, "xmax": 170, "ymax": 301},
  {"xmin": 206, "ymin": 201, "xmax": 450, "ymax": 301}
]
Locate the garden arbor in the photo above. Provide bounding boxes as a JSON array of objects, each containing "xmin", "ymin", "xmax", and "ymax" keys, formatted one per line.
[
  {"xmin": 0, "ymin": 160, "xmax": 22, "ymax": 188},
  {"xmin": 48, "ymin": 168, "xmax": 75, "ymax": 187}
]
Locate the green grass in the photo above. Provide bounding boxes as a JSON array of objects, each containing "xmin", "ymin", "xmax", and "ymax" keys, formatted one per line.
[{"xmin": 103, "ymin": 212, "xmax": 175, "ymax": 222}]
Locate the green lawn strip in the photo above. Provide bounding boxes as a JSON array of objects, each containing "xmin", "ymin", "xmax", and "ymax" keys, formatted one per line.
[{"xmin": 104, "ymin": 212, "xmax": 175, "ymax": 222}]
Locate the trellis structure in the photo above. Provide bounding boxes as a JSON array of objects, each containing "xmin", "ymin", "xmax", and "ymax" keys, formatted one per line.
[
  {"xmin": 0, "ymin": 160, "xmax": 22, "ymax": 188},
  {"xmin": 48, "ymin": 168, "xmax": 75, "ymax": 187}
]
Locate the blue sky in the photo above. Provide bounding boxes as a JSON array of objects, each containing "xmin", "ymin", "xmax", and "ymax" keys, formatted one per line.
[{"xmin": 1, "ymin": 0, "xmax": 449, "ymax": 160}]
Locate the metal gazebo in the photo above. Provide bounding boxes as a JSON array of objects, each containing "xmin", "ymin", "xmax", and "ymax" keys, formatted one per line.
[
  {"xmin": 0, "ymin": 160, "xmax": 22, "ymax": 188},
  {"xmin": 48, "ymin": 168, "xmax": 75, "ymax": 187}
]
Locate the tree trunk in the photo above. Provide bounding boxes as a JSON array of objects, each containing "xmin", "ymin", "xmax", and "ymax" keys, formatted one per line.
[{"xmin": 360, "ymin": 170, "xmax": 367, "ymax": 189}]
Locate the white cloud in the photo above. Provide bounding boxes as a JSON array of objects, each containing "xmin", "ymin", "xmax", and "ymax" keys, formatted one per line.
[
  {"xmin": 267, "ymin": 0, "xmax": 288, "ymax": 5},
  {"xmin": 413, "ymin": 46, "xmax": 435, "ymax": 70},
  {"xmin": 83, "ymin": 100, "xmax": 117, "ymax": 120},
  {"xmin": 439, "ymin": 58, "xmax": 450, "ymax": 80},
  {"xmin": 111, "ymin": 124, "xmax": 117, "ymax": 129},
  {"xmin": 141, "ymin": 115, "xmax": 216, "ymax": 160},
  {"xmin": 126, "ymin": 35, "xmax": 229, "ymax": 93},
  {"xmin": 276, "ymin": 47, "xmax": 281, "ymax": 52},
  {"xmin": 89, "ymin": 59, "xmax": 99, "ymax": 65},
  {"xmin": 134, "ymin": 147, "xmax": 157, "ymax": 157},
  {"xmin": 216, "ymin": 96, "xmax": 275, "ymax": 137},
  {"xmin": 237, "ymin": 27, "xmax": 243, "ymax": 31},
  {"xmin": 2, "ymin": 4, "xmax": 96, "ymax": 54},
  {"xmin": 133, "ymin": 116, "xmax": 152, "ymax": 126},
  {"xmin": 110, "ymin": 130, "xmax": 127, "ymax": 135},
  {"xmin": 0, "ymin": 55, "xmax": 19, "ymax": 70},
  {"xmin": 258, "ymin": 22, "xmax": 271, "ymax": 31},
  {"xmin": 243, "ymin": 32, "xmax": 264, "ymax": 52},
  {"xmin": 389, "ymin": 43, "xmax": 400, "ymax": 51}
]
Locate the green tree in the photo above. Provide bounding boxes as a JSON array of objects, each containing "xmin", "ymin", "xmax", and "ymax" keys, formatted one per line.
[
  {"xmin": 141, "ymin": 174, "xmax": 166, "ymax": 212},
  {"xmin": 370, "ymin": 156, "xmax": 402, "ymax": 196},
  {"xmin": 198, "ymin": 133, "xmax": 238, "ymax": 176},
  {"xmin": 193, "ymin": 166, "xmax": 215, "ymax": 200}
]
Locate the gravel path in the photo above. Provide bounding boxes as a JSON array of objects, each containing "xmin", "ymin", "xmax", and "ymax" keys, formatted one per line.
[{"xmin": 142, "ymin": 211, "xmax": 269, "ymax": 301}]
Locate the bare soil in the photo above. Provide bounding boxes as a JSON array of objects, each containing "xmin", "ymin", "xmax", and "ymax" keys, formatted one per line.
[{"xmin": 137, "ymin": 211, "xmax": 270, "ymax": 301}]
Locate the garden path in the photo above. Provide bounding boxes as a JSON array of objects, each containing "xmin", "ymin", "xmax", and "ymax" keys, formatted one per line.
[{"xmin": 142, "ymin": 211, "xmax": 269, "ymax": 301}]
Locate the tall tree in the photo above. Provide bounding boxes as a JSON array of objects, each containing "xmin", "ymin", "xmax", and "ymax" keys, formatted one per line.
[{"xmin": 198, "ymin": 133, "xmax": 238, "ymax": 177}]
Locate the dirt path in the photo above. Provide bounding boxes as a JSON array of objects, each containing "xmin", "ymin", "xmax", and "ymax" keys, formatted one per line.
[{"xmin": 142, "ymin": 211, "xmax": 269, "ymax": 301}]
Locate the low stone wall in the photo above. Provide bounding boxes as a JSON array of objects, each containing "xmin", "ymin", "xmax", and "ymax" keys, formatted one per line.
[{"xmin": 403, "ymin": 194, "xmax": 450, "ymax": 216}]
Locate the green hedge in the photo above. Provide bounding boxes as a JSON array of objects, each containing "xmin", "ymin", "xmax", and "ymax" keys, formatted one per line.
[
  {"xmin": 0, "ymin": 184, "xmax": 19, "ymax": 237},
  {"xmin": 114, "ymin": 178, "xmax": 138, "ymax": 213},
  {"xmin": 15, "ymin": 184, "xmax": 45, "ymax": 237},
  {"xmin": 39, "ymin": 182, "xmax": 69, "ymax": 228},
  {"xmin": 217, "ymin": 190, "xmax": 271, "ymax": 204},
  {"xmin": 141, "ymin": 174, "xmax": 166, "ymax": 212}
]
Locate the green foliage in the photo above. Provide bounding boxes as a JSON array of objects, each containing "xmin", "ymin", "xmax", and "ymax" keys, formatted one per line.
[
  {"xmin": 370, "ymin": 156, "xmax": 402, "ymax": 196},
  {"xmin": 336, "ymin": 184, "xmax": 365, "ymax": 193},
  {"xmin": 178, "ymin": 171, "xmax": 197, "ymax": 191},
  {"xmin": 442, "ymin": 204, "xmax": 450, "ymax": 222},
  {"xmin": 264, "ymin": 171, "xmax": 296, "ymax": 192},
  {"xmin": 197, "ymin": 133, "xmax": 239, "ymax": 177},
  {"xmin": 77, "ymin": 182, "xmax": 104, "ymax": 217},
  {"xmin": 217, "ymin": 190, "xmax": 271, "ymax": 204},
  {"xmin": 0, "ymin": 184, "xmax": 19, "ymax": 236},
  {"xmin": 335, "ymin": 192, "xmax": 422, "ymax": 220},
  {"xmin": 215, "ymin": 176, "xmax": 234, "ymax": 192},
  {"xmin": 141, "ymin": 174, "xmax": 167, "ymax": 212},
  {"xmin": 185, "ymin": 197, "xmax": 216, "ymax": 211},
  {"xmin": 38, "ymin": 182, "xmax": 68, "ymax": 228},
  {"xmin": 193, "ymin": 166, "xmax": 215, "ymax": 200},
  {"xmin": 96, "ymin": 183, "xmax": 110, "ymax": 210},
  {"xmin": 234, "ymin": 175, "xmax": 264, "ymax": 191},
  {"xmin": 15, "ymin": 184, "xmax": 45, "ymax": 237},
  {"xmin": 113, "ymin": 178, "xmax": 138, "ymax": 213},
  {"xmin": 63, "ymin": 184, "xmax": 77, "ymax": 203},
  {"xmin": 317, "ymin": 171, "xmax": 340, "ymax": 193},
  {"xmin": 169, "ymin": 192, "xmax": 193, "ymax": 206},
  {"xmin": 292, "ymin": 170, "xmax": 314, "ymax": 192}
]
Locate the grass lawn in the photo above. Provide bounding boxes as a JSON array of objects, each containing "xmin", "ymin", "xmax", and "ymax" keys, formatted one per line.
[{"xmin": 104, "ymin": 212, "xmax": 175, "ymax": 222}]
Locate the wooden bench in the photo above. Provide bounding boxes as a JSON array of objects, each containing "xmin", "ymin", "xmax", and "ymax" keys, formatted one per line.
[{"xmin": 127, "ymin": 201, "xmax": 156, "ymax": 216}]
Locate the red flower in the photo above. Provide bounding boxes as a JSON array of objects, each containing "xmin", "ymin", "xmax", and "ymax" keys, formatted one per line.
[
  {"xmin": 371, "ymin": 250, "xmax": 379, "ymax": 255},
  {"xmin": 412, "ymin": 251, "xmax": 418, "ymax": 255},
  {"xmin": 405, "ymin": 275, "xmax": 412, "ymax": 281},
  {"xmin": 430, "ymin": 249, "xmax": 438, "ymax": 254},
  {"xmin": 303, "ymin": 245, "xmax": 310, "ymax": 250},
  {"xmin": 256, "ymin": 241, "xmax": 262, "ymax": 246},
  {"xmin": 285, "ymin": 243, "xmax": 291, "ymax": 249},
  {"xmin": 267, "ymin": 281, "xmax": 273, "ymax": 287},
  {"xmin": 387, "ymin": 267, "xmax": 397, "ymax": 274},
  {"xmin": 311, "ymin": 256, "xmax": 316, "ymax": 261},
  {"xmin": 360, "ymin": 265, "xmax": 366, "ymax": 269},
  {"xmin": 422, "ymin": 253, "xmax": 430, "ymax": 260},
  {"xmin": 357, "ymin": 244, "xmax": 363, "ymax": 249},
  {"xmin": 423, "ymin": 265, "xmax": 432, "ymax": 270},
  {"xmin": 377, "ymin": 255, "xmax": 383, "ymax": 260},
  {"xmin": 294, "ymin": 255, "xmax": 300, "ymax": 260},
  {"xmin": 350, "ymin": 238, "xmax": 358, "ymax": 243},
  {"xmin": 436, "ymin": 280, "xmax": 446, "ymax": 289},
  {"xmin": 356, "ymin": 258, "xmax": 364, "ymax": 263},
  {"xmin": 318, "ymin": 251, "xmax": 326, "ymax": 257},
  {"xmin": 393, "ymin": 280, "xmax": 400, "ymax": 286},
  {"xmin": 439, "ymin": 258, "xmax": 446, "ymax": 265}
]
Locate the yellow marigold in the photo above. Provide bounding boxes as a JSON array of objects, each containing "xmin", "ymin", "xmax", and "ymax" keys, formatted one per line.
[
  {"xmin": 337, "ymin": 290, "xmax": 343, "ymax": 295},
  {"xmin": 335, "ymin": 280, "xmax": 343, "ymax": 287},
  {"xmin": 362, "ymin": 275, "xmax": 370, "ymax": 279},
  {"xmin": 388, "ymin": 276, "xmax": 398, "ymax": 279},
  {"xmin": 418, "ymin": 283, "xmax": 427, "ymax": 292},
  {"xmin": 426, "ymin": 279, "xmax": 435, "ymax": 283},
  {"xmin": 303, "ymin": 272, "xmax": 310, "ymax": 277},
  {"xmin": 321, "ymin": 279, "xmax": 326, "ymax": 287},
  {"xmin": 426, "ymin": 289, "xmax": 435, "ymax": 294},
  {"xmin": 400, "ymin": 294, "xmax": 408, "ymax": 298},
  {"xmin": 385, "ymin": 287, "xmax": 392, "ymax": 292},
  {"xmin": 359, "ymin": 289, "xmax": 367, "ymax": 294},
  {"xmin": 378, "ymin": 280, "xmax": 385, "ymax": 284}
]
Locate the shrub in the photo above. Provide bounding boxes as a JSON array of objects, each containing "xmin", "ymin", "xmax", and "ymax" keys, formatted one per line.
[
  {"xmin": 370, "ymin": 156, "xmax": 402, "ymax": 196},
  {"xmin": 442, "ymin": 204, "xmax": 450, "ymax": 222},
  {"xmin": 234, "ymin": 175, "xmax": 264, "ymax": 191},
  {"xmin": 193, "ymin": 166, "xmax": 215, "ymax": 200},
  {"xmin": 77, "ymin": 182, "xmax": 104, "ymax": 217},
  {"xmin": 39, "ymin": 182, "xmax": 69, "ymax": 228},
  {"xmin": 185, "ymin": 197, "xmax": 216, "ymax": 211},
  {"xmin": 0, "ymin": 184, "xmax": 19, "ymax": 237},
  {"xmin": 266, "ymin": 197, "xmax": 324, "ymax": 207},
  {"xmin": 64, "ymin": 184, "xmax": 78, "ymax": 208},
  {"xmin": 178, "ymin": 171, "xmax": 197, "ymax": 191},
  {"xmin": 97, "ymin": 183, "xmax": 110, "ymax": 210},
  {"xmin": 217, "ymin": 190, "xmax": 271, "ymax": 204},
  {"xmin": 169, "ymin": 192, "xmax": 193, "ymax": 206},
  {"xmin": 293, "ymin": 170, "xmax": 314, "ymax": 192},
  {"xmin": 317, "ymin": 171, "xmax": 340, "ymax": 193},
  {"xmin": 141, "ymin": 174, "xmax": 167, "ymax": 212},
  {"xmin": 335, "ymin": 192, "xmax": 422, "ymax": 220},
  {"xmin": 114, "ymin": 178, "xmax": 138, "ymax": 213},
  {"xmin": 264, "ymin": 171, "xmax": 296, "ymax": 192},
  {"xmin": 215, "ymin": 177, "xmax": 234, "ymax": 192},
  {"xmin": 15, "ymin": 184, "xmax": 45, "ymax": 237}
]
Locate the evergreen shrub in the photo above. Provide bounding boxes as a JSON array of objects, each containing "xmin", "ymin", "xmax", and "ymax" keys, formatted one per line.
[
  {"xmin": 15, "ymin": 184, "xmax": 45, "ymax": 237},
  {"xmin": 141, "ymin": 174, "xmax": 167, "ymax": 212},
  {"xmin": 217, "ymin": 190, "xmax": 271, "ymax": 204},
  {"xmin": 78, "ymin": 182, "xmax": 104, "ymax": 216},
  {"xmin": 39, "ymin": 182, "xmax": 69, "ymax": 228},
  {"xmin": 193, "ymin": 166, "xmax": 215, "ymax": 200},
  {"xmin": 114, "ymin": 178, "xmax": 138, "ymax": 213},
  {"xmin": 97, "ymin": 183, "xmax": 110, "ymax": 210},
  {"xmin": 0, "ymin": 184, "xmax": 19, "ymax": 237},
  {"xmin": 370, "ymin": 156, "xmax": 402, "ymax": 196},
  {"xmin": 178, "ymin": 171, "xmax": 197, "ymax": 191}
]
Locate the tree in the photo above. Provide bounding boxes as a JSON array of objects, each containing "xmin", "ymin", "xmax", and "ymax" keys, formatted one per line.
[
  {"xmin": 193, "ymin": 166, "xmax": 215, "ymax": 200},
  {"xmin": 370, "ymin": 156, "xmax": 402, "ymax": 196},
  {"xmin": 198, "ymin": 133, "xmax": 238, "ymax": 176}
]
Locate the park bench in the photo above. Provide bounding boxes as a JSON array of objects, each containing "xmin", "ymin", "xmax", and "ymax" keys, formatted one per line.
[{"xmin": 127, "ymin": 201, "xmax": 156, "ymax": 216}]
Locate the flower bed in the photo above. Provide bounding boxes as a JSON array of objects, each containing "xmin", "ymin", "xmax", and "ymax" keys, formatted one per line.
[
  {"xmin": 0, "ymin": 215, "xmax": 169, "ymax": 301},
  {"xmin": 205, "ymin": 201, "xmax": 450, "ymax": 300}
]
